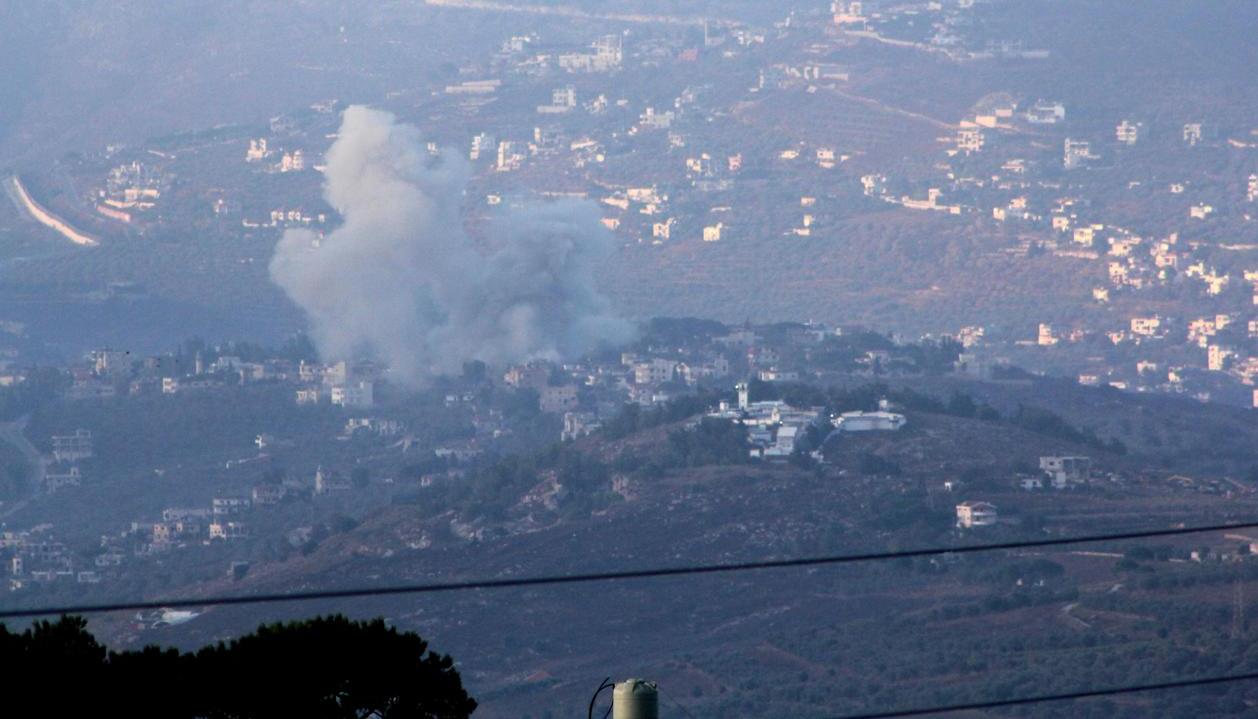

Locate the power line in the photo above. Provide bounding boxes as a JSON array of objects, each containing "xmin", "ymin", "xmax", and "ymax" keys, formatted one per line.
[
  {"xmin": 1, "ymin": 519, "xmax": 1255, "ymax": 620},
  {"xmin": 830, "ymin": 669, "xmax": 1258, "ymax": 719},
  {"xmin": 660, "ymin": 687, "xmax": 701, "ymax": 719}
]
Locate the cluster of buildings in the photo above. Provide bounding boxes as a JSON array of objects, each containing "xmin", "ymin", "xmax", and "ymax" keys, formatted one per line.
[
  {"xmin": 244, "ymin": 138, "xmax": 308, "ymax": 173},
  {"xmin": 956, "ymin": 455, "xmax": 1094, "ymax": 529},
  {"xmin": 54, "ymin": 346, "xmax": 324, "ymax": 401},
  {"xmin": 3, "ymin": 456, "xmax": 383, "ymax": 593},
  {"xmin": 1, "ymin": 529, "xmax": 91, "ymax": 589},
  {"xmin": 95, "ymin": 160, "xmax": 170, "ymax": 224},
  {"xmin": 483, "ymin": 320, "xmax": 937, "ymax": 446},
  {"xmin": 706, "ymin": 384, "xmax": 906, "ymax": 461},
  {"xmin": 1025, "ymin": 302, "xmax": 1258, "ymax": 405},
  {"xmin": 886, "ymin": 91, "xmax": 1258, "ymax": 406},
  {"xmin": 294, "ymin": 361, "xmax": 377, "ymax": 409},
  {"xmin": 45, "ymin": 429, "xmax": 93, "ymax": 494}
]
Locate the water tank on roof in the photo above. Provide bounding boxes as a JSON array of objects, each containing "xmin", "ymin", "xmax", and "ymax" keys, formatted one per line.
[{"xmin": 613, "ymin": 678, "xmax": 658, "ymax": 719}]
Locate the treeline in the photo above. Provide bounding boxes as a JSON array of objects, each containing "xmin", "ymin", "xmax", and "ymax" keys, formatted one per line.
[
  {"xmin": 413, "ymin": 396, "xmax": 747, "ymax": 523},
  {"xmin": 600, "ymin": 391, "xmax": 727, "ymax": 440},
  {"xmin": 1, "ymin": 614, "xmax": 475, "ymax": 717}
]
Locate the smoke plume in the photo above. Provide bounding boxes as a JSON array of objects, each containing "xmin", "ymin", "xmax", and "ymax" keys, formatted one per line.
[{"xmin": 270, "ymin": 106, "xmax": 633, "ymax": 384}]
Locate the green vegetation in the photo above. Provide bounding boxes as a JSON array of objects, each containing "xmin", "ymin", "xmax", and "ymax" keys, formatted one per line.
[
  {"xmin": 600, "ymin": 392, "xmax": 726, "ymax": 440},
  {"xmin": 686, "ymin": 557, "xmax": 1258, "ymax": 719},
  {"xmin": 0, "ymin": 367, "xmax": 70, "ymax": 421},
  {"xmin": 1012, "ymin": 404, "xmax": 1128, "ymax": 455},
  {"xmin": 0, "ymin": 614, "xmax": 475, "ymax": 717}
]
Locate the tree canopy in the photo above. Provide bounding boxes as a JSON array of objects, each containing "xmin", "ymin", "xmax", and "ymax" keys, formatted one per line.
[{"xmin": 0, "ymin": 614, "xmax": 477, "ymax": 718}]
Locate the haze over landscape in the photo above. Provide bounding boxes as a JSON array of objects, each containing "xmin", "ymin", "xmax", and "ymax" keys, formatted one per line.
[{"xmin": 2, "ymin": 2, "xmax": 1258, "ymax": 717}]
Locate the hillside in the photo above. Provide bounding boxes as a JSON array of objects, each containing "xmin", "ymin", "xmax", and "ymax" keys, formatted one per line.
[{"xmin": 89, "ymin": 394, "xmax": 1258, "ymax": 718}]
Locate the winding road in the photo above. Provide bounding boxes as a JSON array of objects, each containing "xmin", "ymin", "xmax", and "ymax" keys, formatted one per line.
[{"xmin": 5, "ymin": 174, "xmax": 99, "ymax": 247}]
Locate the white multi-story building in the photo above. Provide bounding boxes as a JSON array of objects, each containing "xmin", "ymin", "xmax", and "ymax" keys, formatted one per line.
[
  {"xmin": 832, "ymin": 411, "xmax": 907, "ymax": 432},
  {"xmin": 1130, "ymin": 316, "xmax": 1163, "ymax": 337},
  {"xmin": 634, "ymin": 359, "xmax": 679, "ymax": 386},
  {"xmin": 562, "ymin": 412, "xmax": 601, "ymax": 441},
  {"xmin": 1115, "ymin": 119, "xmax": 1141, "ymax": 145},
  {"xmin": 832, "ymin": 1, "xmax": 866, "ymax": 27},
  {"xmin": 209, "ymin": 522, "xmax": 248, "ymax": 540},
  {"xmin": 957, "ymin": 127, "xmax": 985, "ymax": 153},
  {"xmin": 1037, "ymin": 323, "xmax": 1058, "ymax": 346},
  {"xmin": 1026, "ymin": 101, "xmax": 1066, "ymax": 124},
  {"xmin": 956, "ymin": 501, "xmax": 998, "ymax": 528},
  {"xmin": 496, "ymin": 141, "xmax": 526, "ymax": 172},
  {"xmin": 279, "ymin": 150, "xmax": 305, "ymax": 172},
  {"xmin": 330, "ymin": 381, "xmax": 374, "ymax": 408},
  {"xmin": 1183, "ymin": 123, "xmax": 1203, "ymax": 146},
  {"xmin": 1207, "ymin": 344, "xmax": 1233, "ymax": 371},
  {"xmin": 538, "ymin": 86, "xmax": 577, "ymax": 114},
  {"xmin": 1040, "ymin": 456, "xmax": 1091, "ymax": 488},
  {"xmin": 245, "ymin": 138, "xmax": 269, "ymax": 162},
  {"xmin": 212, "ymin": 496, "xmax": 251, "ymax": 517},
  {"xmin": 51, "ymin": 430, "xmax": 94, "ymax": 463},
  {"xmin": 558, "ymin": 35, "xmax": 622, "ymax": 73},
  {"xmin": 1063, "ymin": 138, "xmax": 1092, "ymax": 169},
  {"xmin": 540, "ymin": 385, "xmax": 579, "ymax": 414}
]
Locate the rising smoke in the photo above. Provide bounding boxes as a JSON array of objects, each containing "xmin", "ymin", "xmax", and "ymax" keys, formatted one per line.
[{"xmin": 269, "ymin": 106, "xmax": 633, "ymax": 384}]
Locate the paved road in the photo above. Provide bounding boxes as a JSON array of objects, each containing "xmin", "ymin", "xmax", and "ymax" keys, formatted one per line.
[{"xmin": 5, "ymin": 175, "xmax": 99, "ymax": 247}]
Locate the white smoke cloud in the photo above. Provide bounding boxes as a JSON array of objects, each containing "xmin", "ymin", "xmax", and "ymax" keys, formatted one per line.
[{"xmin": 269, "ymin": 105, "xmax": 633, "ymax": 384}]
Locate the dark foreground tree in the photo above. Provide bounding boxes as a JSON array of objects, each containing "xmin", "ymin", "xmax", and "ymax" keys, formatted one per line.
[{"xmin": 0, "ymin": 614, "xmax": 476, "ymax": 719}]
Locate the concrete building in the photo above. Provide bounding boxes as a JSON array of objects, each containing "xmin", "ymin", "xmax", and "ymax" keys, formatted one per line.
[
  {"xmin": 44, "ymin": 466, "xmax": 82, "ymax": 493},
  {"xmin": 296, "ymin": 388, "xmax": 321, "ymax": 405},
  {"xmin": 1183, "ymin": 123, "xmax": 1203, "ymax": 146},
  {"xmin": 1130, "ymin": 317, "xmax": 1163, "ymax": 337},
  {"xmin": 1040, "ymin": 456, "xmax": 1091, "ymax": 488},
  {"xmin": 212, "ymin": 496, "xmax": 251, "ymax": 516},
  {"xmin": 246, "ymin": 138, "xmax": 269, "ymax": 162},
  {"xmin": 832, "ymin": 1, "xmax": 866, "ymax": 28},
  {"xmin": 957, "ymin": 127, "xmax": 985, "ymax": 153},
  {"xmin": 209, "ymin": 522, "xmax": 249, "ymax": 540},
  {"xmin": 331, "ymin": 381, "xmax": 374, "ymax": 408},
  {"xmin": 562, "ymin": 412, "xmax": 601, "ymax": 441},
  {"xmin": 1063, "ymin": 138, "xmax": 1092, "ymax": 170},
  {"xmin": 1026, "ymin": 101, "xmax": 1066, "ymax": 124},
  {"xmin": 1037, "ymin": 323, "xmax": 1058, "ymax": 346},
  {"xmin": 51, "ymin": 430, "xmax": 93, "ymax": 463},
  {"xmin": 314, "ymin": 466, "xmax": 350, "ymax": 495},
  {"xmin": 833, "ymin": 411, "xmax": 907, "ymax": 432},
  {"xmin": 956, "ymin": 501, "xmax": 998, "ymax": 528},
  {"xmin": 1115, "ymin": 119, "xmax": 1142, "ymax": 146},
  {"xmin": 538, "ymin": 86, "xmax": 577, "ymax": 114},
  {"xmin": 634, "ymin": 359, "xmax": 679, "ymax": 385},
  {"xmin": 540, "ymin": 385, "xmax": 579, "ymax": 414},
  {"xmin": 504, "ymin": 364, "xmax": 550, "ymax": 391}
]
